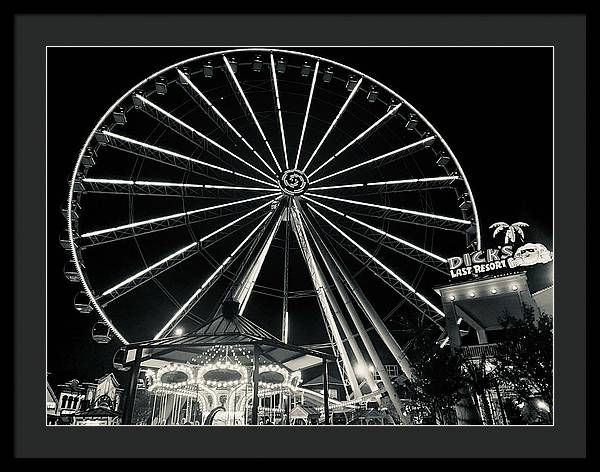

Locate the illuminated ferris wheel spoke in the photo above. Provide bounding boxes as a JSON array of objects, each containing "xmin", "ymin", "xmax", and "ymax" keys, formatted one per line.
[
  {"xmin": 66, "ymin": 49, "xmax": 481, "ymax": 396},
  {"xmin": 269, "ymin": 54, "xmax": 289, "ymax": 169},
  {"xmin": 176, "ymin": 69, "xmax": 278, "ymax": 177},
  {"xmin": 302, "ymin": 195, "xmax": 449, "ymax": 272},
  {"xmin": 198, "ymin": 197, "xmax": 281, "ymax": 245},
  {"xmin": 96, "ymin": 211, "xmax": 268, "ymax": 307},
  {"xmin": 80, "ymin": 194, "xmax": 277, "ymax": 245},
  {"xmin": 102, "ymin": 131, "xmax": 278, "ymax": 188},
  {"xmin": 310, "ymin": 175, "xmax": 460, "ymax": 194},
  {"xmin": 223, "ymin": 56, "xmax": 282, "ymax": 173},
  {"xmin": 294, "ymin": 60, "xmax": 319, "ymax": 170},
  {"xmin": 232, "ymin": 210, "xmax": 283, "ymax": 318},
  {"xmin": 307, "ymin": 103, "xmax": 402, "ymax": 180},
  {"xmin": 301, "ymin": 77, "xmax": 363, "ymax": 174},
  {"xmin": 305, "ymin": 192, "xmax": 471, "ymax": 230},
  {"xmin": 307, "ymin": 204, "xmax": 446, "ymax": 324},
  {"xmin": 310, "ymin": 135, "xmax": 436, "ymax": 185},
  {"xmin": 133, "ymin": 94, "xmax": 277, "ymax": 184},
  {"xmin": 154, "ymin": 209, "xmax": 278, "ymax": 339},
  {"xmin": 99, "ymin": 242, "xmax": 198, "ymax": 299},
  {"xmin": 82, "ymin": 177, "xmax": 275, "ymax": 198}
]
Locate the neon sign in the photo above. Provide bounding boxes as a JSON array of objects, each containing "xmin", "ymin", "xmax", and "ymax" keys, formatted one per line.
[{"xmin": 448, "ymin": 222, "xmax": 553, "ymax": 278}]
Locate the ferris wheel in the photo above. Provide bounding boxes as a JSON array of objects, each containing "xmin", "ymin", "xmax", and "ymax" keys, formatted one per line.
[{"xmin": 61, "ymin": 48, "xmax": 480, "ymax": 404}]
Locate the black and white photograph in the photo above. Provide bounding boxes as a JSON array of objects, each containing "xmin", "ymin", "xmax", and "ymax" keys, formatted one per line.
[
  {"xmin": 47, "ymin": 46, "xmax": 554, "ymax": 427},
  {"xmin": 13, "ymin": 13, "xmax": 587, "ymax": 460}
]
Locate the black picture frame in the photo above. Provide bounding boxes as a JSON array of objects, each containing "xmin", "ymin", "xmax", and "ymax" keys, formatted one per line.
[{"xmin": 14, "ymin": 14, "xmax": 586, "ymax": 459}]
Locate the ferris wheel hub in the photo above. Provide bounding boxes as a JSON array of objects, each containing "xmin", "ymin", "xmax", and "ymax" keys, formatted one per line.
[{"xmin": 279, "ymin": 169, "xmax": 309, "ymax": 196}]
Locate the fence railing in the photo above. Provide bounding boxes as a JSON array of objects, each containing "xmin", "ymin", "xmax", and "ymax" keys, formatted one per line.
[{"xmin": 459, "ymin": 343, "xmax": 500, "ymax": 358}]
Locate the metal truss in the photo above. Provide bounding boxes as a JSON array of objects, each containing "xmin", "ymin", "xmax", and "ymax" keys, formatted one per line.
[
  {"xmin": 79, "ymin": 196, "xmax": 276, "ymax": 247},
  {"xmin": 289, "ymin": 201, "xmax": 359, "ymax": 398},
  {"xmin": 337, "ymin": 217, "xmax": 449, "ymax": 274},
  {"xmin": 96, "ymin": 213, "xmax": 266, "ymax": 307},
  {"xmin": 326, "ymin": 232, "xmax": 445, "ymax": 328},
  {"xmin": 82, "ymin": 178, "xmax": 272, "ymax": 199},
  {"xmin": 305, "ymin": 193, "xmax": 471, "ymax": 233},
  {"xmin": 310, "ymin": 175, "xmax": 462, "ymax": 196}
]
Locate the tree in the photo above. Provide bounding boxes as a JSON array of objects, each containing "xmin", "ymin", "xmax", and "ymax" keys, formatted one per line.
[
  {"xmin": 409, "ymin": 343, "xmax": 467, "ymax": 424},
  {"xmin": 492, "ymin": 307, "xmax": 553, "ymax": 423},
  {"xmin": 461, "ymin": 354, "xmax": 497, "ymax": 424}
]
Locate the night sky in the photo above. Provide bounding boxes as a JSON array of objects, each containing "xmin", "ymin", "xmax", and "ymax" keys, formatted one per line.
[{"xmin": 47, "ymin": 47, "xmax": 553, "ymax": 389}]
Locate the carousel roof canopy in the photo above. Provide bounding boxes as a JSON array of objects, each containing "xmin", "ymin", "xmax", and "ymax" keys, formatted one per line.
[
  {"xmin": 302, "ymin": 373, "xmax": 345, "ymax": 387},
  {"xmin": 120, "ymin": 313, "xmax": 335, "ymax": 371}
]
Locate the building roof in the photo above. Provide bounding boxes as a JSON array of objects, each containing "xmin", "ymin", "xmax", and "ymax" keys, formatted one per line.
[
  {"xmin": 46, "ymin": 381, "xmax": 58, "ymax": 405},
  {"xmin": 533, "ymin": 285, "xmax": 553, "ymax": 316},
  {"xmin": 120, "ymin": 313, "xmax": 336, "ymax": 371},
  {"xmin": 456, "ymin": 293, "xmax": 523, "ymax": 330},
  {"xmin": 96, "ymin": 372, "xmax": 120, "ymax": 388},
  {"xmin": 302, "ymin": 373, "xmax": 345, "ymax": 387},
  {"xmin": 434, "ymin": 271, "xmax": 528, "ymax": 293},
  {"xmin": 290, "ymin": 404, "xmax": 320, "ymax": 418}
]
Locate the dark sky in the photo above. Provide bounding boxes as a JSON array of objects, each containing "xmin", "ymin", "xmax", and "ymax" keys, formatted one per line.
[{"xmin": 47, "ymin": 47, "xmax": 553, "ymax": 389}]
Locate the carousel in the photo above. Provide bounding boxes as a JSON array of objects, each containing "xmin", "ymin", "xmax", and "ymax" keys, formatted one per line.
[{"xmin": 114, "ymin": 300, "xmax": 335, "ymax": 425}]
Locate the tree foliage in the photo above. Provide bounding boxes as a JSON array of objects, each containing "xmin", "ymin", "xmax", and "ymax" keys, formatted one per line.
[
  {"xmin": 409, "ymin": 342, "xmax": 466, "ymax": 424},
  {"xmin": 492, "ymin": 307, "xmax": 553, "ymax": 412}
]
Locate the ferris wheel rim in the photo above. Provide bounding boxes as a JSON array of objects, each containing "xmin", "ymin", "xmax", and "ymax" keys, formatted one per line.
[{"xmin": 67, "ymin": 47, "xmax": 481, "ymax": 346}]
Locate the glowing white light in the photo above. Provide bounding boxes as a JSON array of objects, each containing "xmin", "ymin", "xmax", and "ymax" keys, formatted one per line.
[
  {"xmin": 308, "ymin": 104, "xmax": 402, "ymax": 179},
  {"xmin": 282, "ymin": 310, "xmax": 289, "ymax": 344},
  {"xmin": 302, "ymin": 195, "xmax": 447, "ymax": 263},
  {"xmin": 491, "ymin": 288, "xmax": 498, "ymax": 294},
  {"xmin": 512, "ymin": 284, "xmax": 518, "ymax": 291},
  {"xmin": 310, "ymin": 183, "xmax": 364, "ymax": 191},
  {"xmin": 135, "ymin": 94, "xmax": 276, "ymax": 183},
  {"xmin": 306, "ymin": 192, "xmax": 471, "ymax": 225},
  {"xmin": 198, "ymin": 198, "xmax": 280, "ymax": 243},
  {"xmin": 365, "ymin": 176, "xmax": 457, "ymax": 186},
  {"xmin": 84, "ymin": 178, "xmax": 274, "ymax": 193},
  {"xmin": 103, "ymin": 131, "xmax": 277, "ymax": 188},
  {"xmin": 311, "ymin": 135, "xmax": 436, "ymax": 184},
  {"xmin": 470, "ymin": 292, "xmax": 476, "ymax": 298},
  {"xmin": 449, "ymin": 295, "xmax": 455, "ymax": 301},
  {"xmin": 154, "ymin": 205, "xmax": 278, "ymax": 339},
  {"xmin": 308, "ymin": 204, "xmax": 445, "ymax": 317},
  {"xmin": 302, "ymin": 77, "xmax": 363, "ymax": 173},
  {"xmin": 82, "ymin": 178, "xmax": 134, "ymax": 185},
  {"xmin": 82, "ymin": 194, "xmax": 277, "ymax": 238},
  {"xmin": 223, "ymin": 56, "xmax": 282, "ymax": 173},
  {"xmin": 101, "ymin": 242, "xmax": 197, "ymax": 296},
  {"xmin": 295, "ymin": 60, "xmax": 319, "ymax": 169},
  {"xmin": 174, "ymin": 328, "xmax": 184, "ymax": 336},
  {"xmin": 176, "ymin": 69, "xmax": 277, "ymax": 177},
  {"xmin": 310, "ymin": 176, "xmax": 458, "ymax": 192},
  {"xmin": 270, "ymin": 54, "xmax": 289, "ymax": 169}
]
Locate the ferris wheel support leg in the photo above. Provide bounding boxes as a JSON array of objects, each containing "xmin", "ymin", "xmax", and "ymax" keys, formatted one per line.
[
  {"xmin": 282, "ymin": 204, "xmax": 291, "ymax": 343},
  {"xmin": 290, "ymin": 202, "xmax": 362, "ymax": 399},
  {"xmin": 235, "ymin": 212, "xmax": 283, "ymax": 317},
  {"xmin": 305, "ymin": 221, "xmax": 379, "ymax": 394},
  {"xmin": 322, "ymin": 359, "xmax": 330, "ymax": 425},
  {"xmin": 311, "ymin": 236, "xmax": 412, "ymax": 424},
  {"xmin": 321, "ymin": 235, "xmax": 414, "ymax": 382},
  {"xmin": 317, "ymin": 250, "xmax": 378, "ymax": 396},
  {"xmin": 122, "ymin": 348, "xmax": 142, "ymax": 425},
  {"xmin": 252, "ymin": 345, "xmax": 261, "ymax": 425}
]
